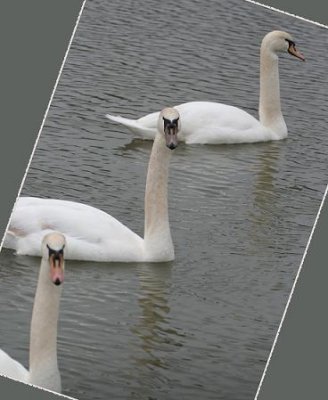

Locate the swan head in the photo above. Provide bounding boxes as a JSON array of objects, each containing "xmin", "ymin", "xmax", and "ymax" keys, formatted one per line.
[
  {"xmin": 158, "ymin": 107, "xmax": 181, "ymax": 150},
  {"xmin": 262, "ymin": 30, "xmax": 305, "ymax": 61},
  {"xmin": 41, "ymin": 232, "xmax": 66, "ymax": 286}
]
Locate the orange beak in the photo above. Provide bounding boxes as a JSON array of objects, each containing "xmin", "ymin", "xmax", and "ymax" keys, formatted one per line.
[
  {"xmin": 288, "ymin": 44, "xmax": 305, "ymax": 61},
  {"xmin": 49, "ymin": 254, "xmax": 64, "ymax": 286}
]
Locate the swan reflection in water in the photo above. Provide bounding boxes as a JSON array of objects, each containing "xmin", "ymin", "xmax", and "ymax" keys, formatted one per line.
[{"xmin": 130, "ymin": 263, "xmax": 185, "ymax": 396}]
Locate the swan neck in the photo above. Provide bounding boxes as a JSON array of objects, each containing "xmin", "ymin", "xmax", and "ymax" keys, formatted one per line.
[
  {"xmin": 259, "ymin": 45, "xmax": 286, "ymax": 134},
  {"xmin": 29, "ymin": 257, "xmax": 61, "ymax": 386},
  {"xmin": 144, "ymin": 133, "xmax": 173, "ymax": 259}
]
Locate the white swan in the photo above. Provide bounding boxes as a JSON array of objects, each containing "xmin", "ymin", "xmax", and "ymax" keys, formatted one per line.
[
  {"xmin": 106, "ymin": 31, "xmax": 305, "ymax": 144},
  {"xmin": 4, "ymin": 108, "xmax": 181, "ymax": 262},
  {"xmin": 0, "ymin": 232, "xmax": 66, "ymax": 393}
]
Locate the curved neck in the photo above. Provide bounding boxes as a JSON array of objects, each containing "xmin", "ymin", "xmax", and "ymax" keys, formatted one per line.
[
  {"xmin": 29, "ymin": 258, "xmax": 61, "ymax": 389},
  {"xmin": 144, "ymin": 133, "xmax": 174, "ymax": 261},
  {"xmin": 259, "ymin": 46, "xmax": 287, "ymax": 135}
]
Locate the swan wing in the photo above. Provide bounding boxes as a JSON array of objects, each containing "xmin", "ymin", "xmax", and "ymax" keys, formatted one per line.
[
  {"xmin": 175, "ymin": 102, "xmax": 275, "ymax": 144},
  {"xmin": 5, "ymin": 197, "xmax": 144, "ymax": 261},
  {"xmin": 0, "ymin": 349, "xmax": 28, "ymax": 382}
]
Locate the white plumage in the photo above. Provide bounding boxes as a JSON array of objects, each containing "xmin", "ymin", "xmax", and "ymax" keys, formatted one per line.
[
  {"xmin": 108, "ymin": 101, "xmax": 274, "ymax": 144},
  {"xmin": 0, "ymin": 233, "xmax": 66, "ymax": 393},
  {"xmin": 4, "ymin": 108, "xmax": 181, "ymax": 262},
  {"xmin": 0, "ymin": 350, "xmax": 29, "ymax": 382},
  {"xmin": 106, "ymin": 31, "xmax": 305, "ymax": 145}
]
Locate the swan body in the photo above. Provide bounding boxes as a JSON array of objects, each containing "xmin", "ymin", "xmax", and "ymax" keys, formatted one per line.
[
  {"xmin": 106, "ymin": 31, "xmax": 305, "ymax": 144},
  {"xmin": 0, "ymin": 350, "xmax": 29, "ymax": 382},
  {"xmin": 5, "ymin": 197, "xmax": 145, "ymax": 262},
  {"xmin": 4, "ymin": 108, "xmax": 181, "ymax": 263},
  {"xmin": 0, "ymin": 233, "xmax": 66, "ymax": 393},
  {"xmin": 108, "ymin": 102, "xmax": 275, "ymax": 144}
]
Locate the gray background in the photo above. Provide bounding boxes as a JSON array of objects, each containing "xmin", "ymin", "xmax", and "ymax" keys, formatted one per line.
[
  {"xmin": 0, "ymin": 0, "xmax": 327, "ymax": 399},
  {"xmin": 259, "ymin": 0, "xmax": 327, "ymax": 26}
]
